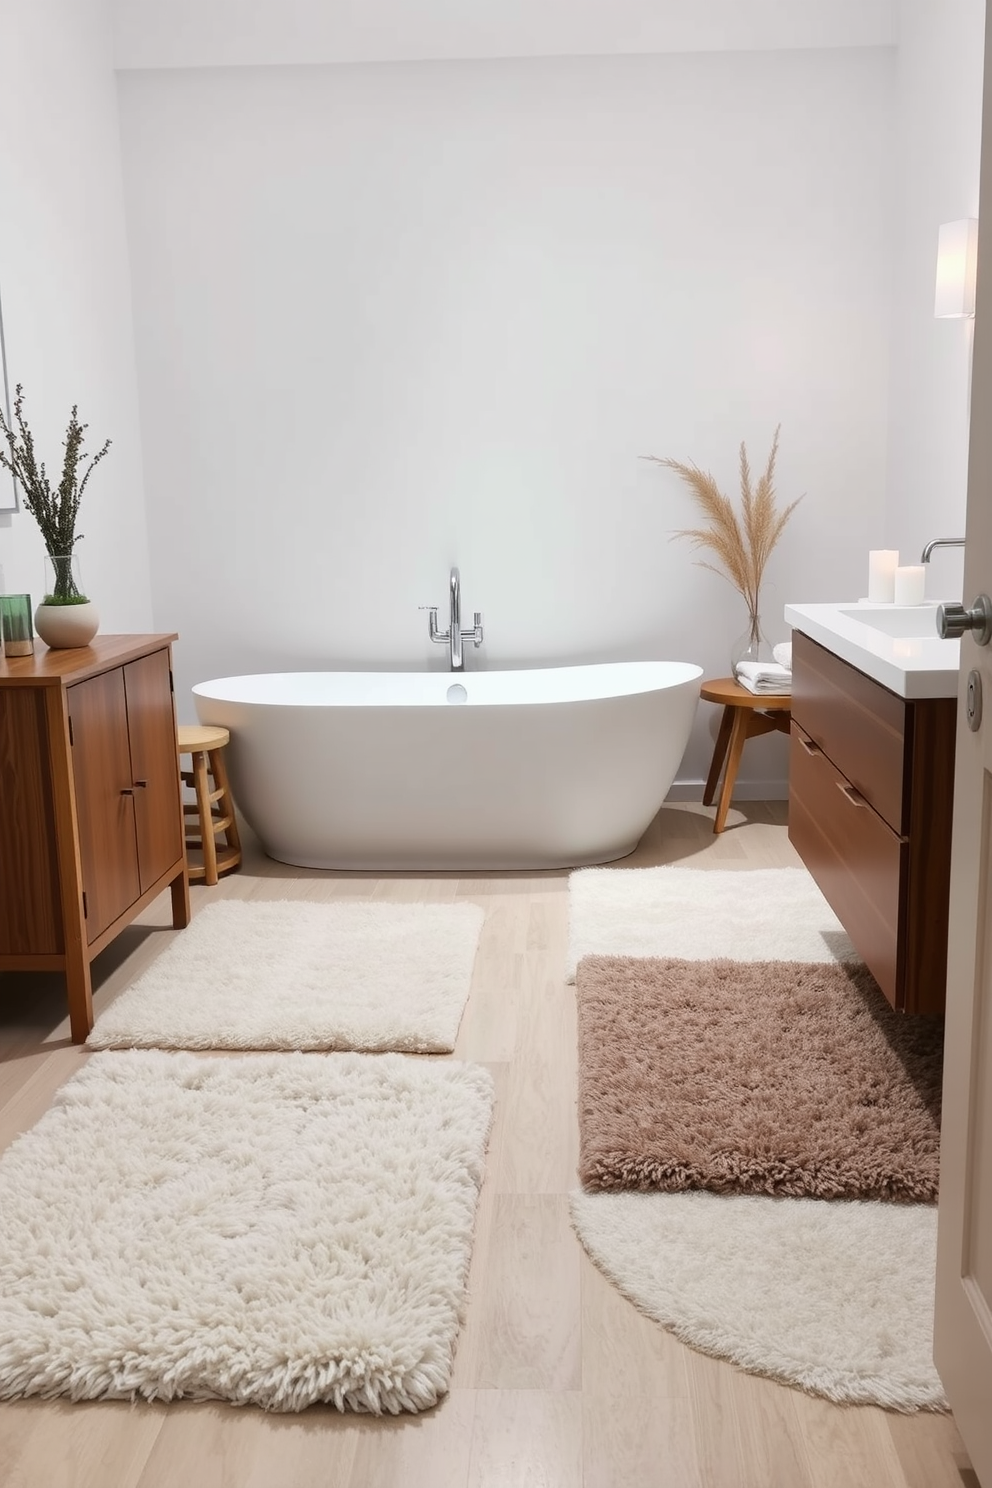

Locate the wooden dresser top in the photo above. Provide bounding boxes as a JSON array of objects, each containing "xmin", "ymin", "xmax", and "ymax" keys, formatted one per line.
[{"xmin": 0, "ymin": 634, "xmax": 179, "ymax": 689}]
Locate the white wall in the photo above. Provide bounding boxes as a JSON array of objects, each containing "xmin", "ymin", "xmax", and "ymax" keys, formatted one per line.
[
  {"xmin": 885, "ymin": 0, "xmax": 986, "ymax": 605},
  {"xmin": 0, "ymin": 0, "xmax": 152, "ymax": 629},
  {"xmin": 0, "ymin": 0, "xmax": 978, "ymax": 805},
  {"xmin": 111, "ymin": 0, "xmax": 896, "ymax": 69},
  {"xmin": 119, "ymin": 49, "xmax": 894, "ymax": 793}
]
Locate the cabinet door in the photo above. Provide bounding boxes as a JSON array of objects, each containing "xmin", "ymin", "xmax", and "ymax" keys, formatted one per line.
[
  {"xmin": 123, "ymin": 650, "xmax": 183, "ymax": 893},
  {"xmin": 791, "ymin": 632, "xmax": 907, "ymax": 832},
  {"xmin": 68, "ymin": 668, "xmax": 141, "ymax": 943},
  {"xmin": 0, "ymin": 689, "xmax": 63, "ymax": 955},
  {"xmin": 789, "ymin": 722, "xmax": 905, "ymax": 1007}
]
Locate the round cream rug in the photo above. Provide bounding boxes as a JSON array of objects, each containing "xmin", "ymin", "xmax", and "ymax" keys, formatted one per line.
[{"xmin": 570, "ymin": 1188, "xmax": 947, "ymax": 1412}]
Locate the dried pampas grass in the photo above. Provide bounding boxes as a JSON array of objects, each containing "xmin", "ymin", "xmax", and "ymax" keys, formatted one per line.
[{"xmin": 643, "ymin": 427, "xmax": 802, "ymax": 623}]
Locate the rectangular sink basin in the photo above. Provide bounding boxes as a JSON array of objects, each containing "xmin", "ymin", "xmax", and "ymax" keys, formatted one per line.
[
  {"xmin": 837, "ymin": 605, "xmax": 942, "ymax": 639},
  {"xmin": 783, "ymin": 601, "xmax": 960, "ymax": 698}
]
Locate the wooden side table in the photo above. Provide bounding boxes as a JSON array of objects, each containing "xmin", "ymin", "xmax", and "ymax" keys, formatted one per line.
[{"xmin": 700, "ymin": 677, "xmax": 792, "ymax": 833}]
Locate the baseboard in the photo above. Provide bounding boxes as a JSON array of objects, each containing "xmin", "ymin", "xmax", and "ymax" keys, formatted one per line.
[{"xmin": 666, "ymin": 778, "xmax": 789, "ymax": 803}]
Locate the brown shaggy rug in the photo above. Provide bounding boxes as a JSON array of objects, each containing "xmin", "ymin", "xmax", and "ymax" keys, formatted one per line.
[{"xmin": 576, "ymin": 957, "xmax": 943, "ymax": 1202}]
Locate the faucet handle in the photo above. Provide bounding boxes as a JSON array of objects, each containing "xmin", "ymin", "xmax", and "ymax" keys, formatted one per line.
[
  {"xmin": 472, "ymin": 611, "xmax": 484, "ymax": 647},
  {"xmin": 420, "ymin": 605, "xmax": 447, "ymax": 644}
]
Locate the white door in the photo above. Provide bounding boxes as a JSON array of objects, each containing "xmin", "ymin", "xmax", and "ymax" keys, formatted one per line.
[{"xmin": 934, "ymin": 7, "xmax": 992, "ymax": 1479}]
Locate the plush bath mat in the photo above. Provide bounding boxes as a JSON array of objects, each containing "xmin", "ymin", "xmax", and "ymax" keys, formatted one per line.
[
  {"xmin": 0, "ymin": 1049, "xmax": 494, "ymax": 1412},
  {"xmin": 88, "ymin": 900, "xmax": 485, "ymax": 1052},
  {"xmin": 577, "ymin": 956, "xmax": 942, "ymax": 1201},
  {"xmin": 570, "ymin": 1189, "xmax": 947, "ymax": 1412},
  {"xmin": 567, "ymin": 865, "xmax": 856, "ymax": 981}
]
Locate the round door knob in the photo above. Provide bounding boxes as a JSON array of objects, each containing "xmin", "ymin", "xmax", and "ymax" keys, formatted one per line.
[{"xmin": 937, "ymin": 594, "xmax": 992, "ymax": 644}]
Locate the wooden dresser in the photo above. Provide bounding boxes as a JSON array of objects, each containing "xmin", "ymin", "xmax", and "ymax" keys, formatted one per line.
[
  {"xmin": 0, "ymin": 635, "xmax": 190, "ymax": 1041},
  {"xmin": 788, "ymin": 630, "xmax": 956, "ymax": 1015}
]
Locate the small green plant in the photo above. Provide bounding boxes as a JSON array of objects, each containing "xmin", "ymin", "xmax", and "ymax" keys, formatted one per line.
[{"xmin": 0, "ymin": 384, "xmax": 111, "ymax": 603}]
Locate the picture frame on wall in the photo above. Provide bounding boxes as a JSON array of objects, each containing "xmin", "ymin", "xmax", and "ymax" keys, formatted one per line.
[{"xmin": 0, "ymin": 283, "xmax": 18, "ymax": 513}]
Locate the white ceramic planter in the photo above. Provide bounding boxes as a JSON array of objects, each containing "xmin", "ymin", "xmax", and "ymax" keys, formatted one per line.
[{"xmin": 34, "ymin": 601, "xmax": 100, "ymax": 649}]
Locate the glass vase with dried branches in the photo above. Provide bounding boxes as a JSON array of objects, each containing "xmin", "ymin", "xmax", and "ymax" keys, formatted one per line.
[
  {"xmin": 643, "ymin": 425, "xmax": 802, "ymax": 674},
  {"xmin": 0, "ymin": 383, "xmax": 111, "ymax": 604}
]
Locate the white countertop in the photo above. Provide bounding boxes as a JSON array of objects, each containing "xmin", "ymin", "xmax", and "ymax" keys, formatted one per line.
[{"xmin": 783, "ymin": 601, "xmax": 961, "ymax": 700}]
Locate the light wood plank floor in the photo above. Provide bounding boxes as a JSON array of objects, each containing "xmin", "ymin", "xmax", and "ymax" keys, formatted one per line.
[{"xmin": 0, "ymin": 801, "xmax": 979, "ymax": 1488}]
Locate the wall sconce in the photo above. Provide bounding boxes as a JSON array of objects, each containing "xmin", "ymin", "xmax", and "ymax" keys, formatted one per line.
[{"xmin": 934, "ymin": 218, "xmax": 979, "ymax": 318}]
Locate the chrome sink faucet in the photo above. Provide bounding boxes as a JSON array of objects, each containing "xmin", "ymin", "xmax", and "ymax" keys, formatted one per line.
[
  {"xmin": 921, "ymin": 537, "xmax": 965, "ymax": 562},
  {"xmin": 424, "ymin": 566, "xmax": 483, "ymax": 671}
]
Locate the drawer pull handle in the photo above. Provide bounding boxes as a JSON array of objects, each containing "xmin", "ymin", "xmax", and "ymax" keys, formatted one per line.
[
  {"xmin": 799, "ymin": 737, "xmax": 822, "ymax": 756},
  {"xmin": 836, "ymin": 783, "xmax": 869, "ymax": 809}
]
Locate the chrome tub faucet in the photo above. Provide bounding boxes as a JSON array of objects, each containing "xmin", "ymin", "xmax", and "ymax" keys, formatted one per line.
[{"xmin": 424, "ymin": 566, "xmax": 483, "ymax": 672}]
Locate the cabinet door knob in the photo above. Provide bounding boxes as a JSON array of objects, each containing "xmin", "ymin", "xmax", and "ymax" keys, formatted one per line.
[
  {"xmin": 836, "ymin": 782, "xmax": 868, "ymax": 809},
  {"xmin": 120, "ymin": 787, "xmax": 134, "ymax": 796},
  {"xmin": 133, "ymin": 780, "xmax": 148, "ymax": 788}
]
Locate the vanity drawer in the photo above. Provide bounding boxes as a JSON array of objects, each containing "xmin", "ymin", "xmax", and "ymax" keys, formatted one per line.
[
  {"xmin": 791, "ymin": 631, "xmax": 907, "ymax": 833},
  {"xmin": 789, "ymin": 722, "xmax": 905, "ymax": 1008}
]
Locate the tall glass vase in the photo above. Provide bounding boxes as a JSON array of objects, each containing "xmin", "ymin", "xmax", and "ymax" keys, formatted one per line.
[
  {"xmin": 44, "ymin": 552, "xmax": 85, "ymax": 603},
  {"xmin": 731, "ymin": 609, "xmax": 773, "ymax": 678}
]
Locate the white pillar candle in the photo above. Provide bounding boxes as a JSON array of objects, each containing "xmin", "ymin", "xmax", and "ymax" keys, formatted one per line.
[
  {"xmin": 867, "ymin": 549, "xmax": 899, "ymax": 603},
  {"xmin": 893, "ymin": 564, "xmax": 926, "ymax": 606}
]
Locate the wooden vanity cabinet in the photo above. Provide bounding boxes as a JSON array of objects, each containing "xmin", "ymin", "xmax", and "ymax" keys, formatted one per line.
[
  {"xmin": 0, "ymin": 636, "xmax": 190, "ymax": 1042},
  {"xmin": 788, "ymin": 630, "xmax": 955, "ymax": 1016}
]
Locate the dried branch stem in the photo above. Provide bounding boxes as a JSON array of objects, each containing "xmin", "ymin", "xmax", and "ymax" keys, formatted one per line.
[{"xmin": 642, "ymin": 425, "xmax": 802, "ymax": 624}]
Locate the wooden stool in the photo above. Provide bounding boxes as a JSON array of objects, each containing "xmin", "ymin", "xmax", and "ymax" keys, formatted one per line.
[
  {"xmin": 177, "ymin": 724, "xmax": 243, "ymax": 885},
  {"xmin": 700, "ymin": 678, "xmax": 792, "ymax": 834}
]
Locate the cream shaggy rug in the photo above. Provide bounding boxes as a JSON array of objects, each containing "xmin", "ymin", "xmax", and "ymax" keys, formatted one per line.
[
  {"xmin": 0, "ymin": 1050, "xmax": 494, "ymax": 1413},
  {"xmin": 570, "ymin": 1189, "xmax": 947, "ymax": 1412},
  {"xmin": 567, "ymin": 865, "xmax": 857, "ymax": 980},
  {"xmin": 88, "ymin": 900, "xmax": 485, "ymax": 1052}
]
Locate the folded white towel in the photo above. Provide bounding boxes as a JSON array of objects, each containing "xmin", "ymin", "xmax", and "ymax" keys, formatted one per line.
[
  {"xmin": 735, "ymin": 661, "xmax": 792, "ymax": 696},
  {"xmin": 736, "ymin": 661, "xmax": 791, "ymax": 684},
  {"xmin": 737, "ymin": 675, "xmax": 792, "ymax": 696},
  {"xmin": 773, "ymin": 642, "xmax": 792, "ymax": 671}
]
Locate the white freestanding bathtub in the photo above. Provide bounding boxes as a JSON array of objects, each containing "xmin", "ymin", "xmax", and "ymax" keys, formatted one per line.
[{"xmin": 192, "ymin": 661, "xmax": 702, "ymax": 871}]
